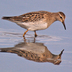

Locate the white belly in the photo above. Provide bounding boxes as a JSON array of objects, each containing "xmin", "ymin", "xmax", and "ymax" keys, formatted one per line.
[{"xmin": 16, "ymin": 20, "xmax": 48, "ymax": 31}]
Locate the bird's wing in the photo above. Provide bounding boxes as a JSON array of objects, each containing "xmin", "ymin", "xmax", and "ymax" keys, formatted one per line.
[
  {"xmin": 19, "ymin": 12, "xmax": 45, "ymax": 22},
  {"xmin": 2, "ymin": 11, "xmax": 45, "ymax": 22}
]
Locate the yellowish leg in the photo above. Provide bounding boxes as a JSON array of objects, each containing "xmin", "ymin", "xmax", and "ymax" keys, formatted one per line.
[
  {"xmin": 23, "ymin": 29, "xmax": 29, "ymax": 37},
  {"xmin": 34, "ymin": 31, "xmax": 37, "ymax": 37}
]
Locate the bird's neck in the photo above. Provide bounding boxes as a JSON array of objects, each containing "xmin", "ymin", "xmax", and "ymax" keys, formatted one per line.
[{"xmin": 48, "ymin": 13, "xmax": 58, "ymax": 24}]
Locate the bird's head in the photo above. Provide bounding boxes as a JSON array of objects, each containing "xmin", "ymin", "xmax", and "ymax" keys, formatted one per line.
[{"xmin": 57, "ymin": 12, "xmax": 66, "ymax": 30}]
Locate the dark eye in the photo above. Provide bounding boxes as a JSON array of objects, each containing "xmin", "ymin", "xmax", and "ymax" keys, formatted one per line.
[{"xmin": 60, "ymin": 16, "xmax": 62, "ymax": 19}]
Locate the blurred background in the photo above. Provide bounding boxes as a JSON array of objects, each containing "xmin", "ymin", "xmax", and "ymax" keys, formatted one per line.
[{"xmin": 0, "ymin": 0, "xmax": 72, "ymax": 72}]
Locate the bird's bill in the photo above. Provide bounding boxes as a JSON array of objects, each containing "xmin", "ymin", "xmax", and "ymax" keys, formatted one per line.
[{"xmin": 62, "ymin": 21, "xmax": 66, "ymax": 30}]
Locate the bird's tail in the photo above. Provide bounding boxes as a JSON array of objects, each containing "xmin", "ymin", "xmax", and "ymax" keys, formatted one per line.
[
  {"xmin": 0, "ymin": 48, "xmax": 7, "ymax": 52},
  {"xmin": 0, "ymin": 47, "xmax": 13, "ymax": 52},
  {"xmin": 2, "ymin": 17, "xmax": 12, "ymax": 20}
]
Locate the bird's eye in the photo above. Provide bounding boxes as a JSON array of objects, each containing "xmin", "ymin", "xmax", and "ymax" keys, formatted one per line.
[{"xmin": 60, "ymin": 16, "xmax": 62, "ymax": 19}]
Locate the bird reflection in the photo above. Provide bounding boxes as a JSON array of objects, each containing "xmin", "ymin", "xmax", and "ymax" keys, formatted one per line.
[{"xmin": 0, "ymin": 41, "xmax": 64, "ymax": 65}]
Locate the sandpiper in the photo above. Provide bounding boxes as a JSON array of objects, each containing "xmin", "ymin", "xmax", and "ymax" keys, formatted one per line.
[{"xmin": 2, "ymin": 11, "xmax": 66, "ymax": 37}]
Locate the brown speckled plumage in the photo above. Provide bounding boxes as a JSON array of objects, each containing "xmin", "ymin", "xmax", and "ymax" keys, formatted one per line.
[{"xmin": 2, "ymin": 11, "xmax": 66, "ymax": 37}]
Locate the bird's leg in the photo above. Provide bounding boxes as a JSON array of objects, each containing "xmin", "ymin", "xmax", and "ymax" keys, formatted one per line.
[
  {"xmin": 34, "ymin": 31, "xmax": 37, "ymax": 37},
  {"xmin": 23, "ymin": 36, "xmax": 26, "ymax": 42},
  {"xmin": 34, "ymin": 37, "xmax": 36, "ymax": 43},
  {"xmin": 23, "ymin": 29, "xmax": 29, "ymax": 37}
]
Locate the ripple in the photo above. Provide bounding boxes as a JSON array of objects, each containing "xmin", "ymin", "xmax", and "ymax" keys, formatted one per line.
[{"xmin": 0, "ymin": 28, "xmax": 63, "ymax": 43}]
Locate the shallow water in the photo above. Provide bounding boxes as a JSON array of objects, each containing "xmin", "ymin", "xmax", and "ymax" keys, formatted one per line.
[
  {"xmin": 0, "ymin": 28, "xmax": 72, "ymax": 72},
  {"xmin": 0, "ymin": 0, "xmax": 72, "ymax": 72}
]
